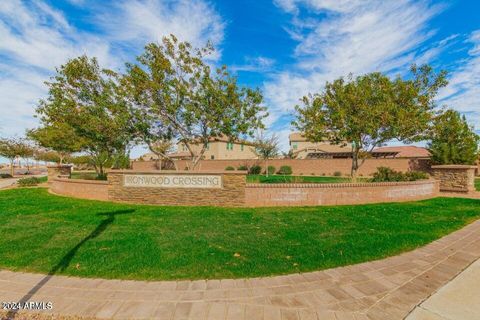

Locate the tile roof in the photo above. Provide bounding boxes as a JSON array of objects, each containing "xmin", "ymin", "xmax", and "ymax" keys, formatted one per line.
[{"xmin": 373, "ymin": 146, "xmax": 431, "ymax": 158}]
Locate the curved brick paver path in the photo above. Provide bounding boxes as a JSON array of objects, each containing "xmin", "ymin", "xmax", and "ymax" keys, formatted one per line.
[{"xmin": 1, "ymin": 219, "xmax": 480, "ymax": 320}]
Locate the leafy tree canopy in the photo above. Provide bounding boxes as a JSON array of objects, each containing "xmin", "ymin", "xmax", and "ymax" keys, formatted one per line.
[
  {"xmin": 124, "ymin": 35, "xmax": 267, "ymax": 169},
  {"xmin": 35, "ymin": 56, "xmax": 136, "ymax": 175},
  {"xmin": 293, "ymin": 65, "xmax": 448, "ymax": 180},
  {"xmin": 253, "ymin": 133, "xmax": 280, "ymax": 177},
  {"xmin": 27, "ymin": 123, "xmax": 86, "ymax": 164},
  {"xmin": 428, "ymin": 109, "xmax": 479, "ymax": 165},
  {"xmin": 0, "ymin": 137, "xmax": 35, "ymax": 176}
]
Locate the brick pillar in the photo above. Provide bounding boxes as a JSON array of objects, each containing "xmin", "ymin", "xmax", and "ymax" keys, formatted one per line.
[
  {"xmin": 431, "ymin": 165, "xmax": 477, "ymax": 193},
  {"xmin": 47, "ymin": 165, "xmax": 72, "ymax": 181}
]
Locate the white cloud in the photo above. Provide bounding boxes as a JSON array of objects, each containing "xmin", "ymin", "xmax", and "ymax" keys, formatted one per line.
[
  {"xmin": 438, "ymin": 30, "xmax": 480, "ymax": 129},
  {"xmin": 274, "ymin": 0, "xmax": 364, "ymax": 14},
  {"xmin": 265, "ymin": 0, "xmax": 446, "ymax": 126},
  {"xmin": 0, "ymin": 0, "xmax": 114, "ymax": 142},
  {"xmin": 97, "ymin": 0, "xmax": 225, "ymax": 59},
  {"xmin": 0, "ymin": 0, "xmax": 225, "ymax": 150},
  {"xmin": 0, "ymin": 1, "xmax": 112, "ymax": 71},
  {"xmin": 231, "ymin": 56, "xmax": 275, "ymax": 72}
]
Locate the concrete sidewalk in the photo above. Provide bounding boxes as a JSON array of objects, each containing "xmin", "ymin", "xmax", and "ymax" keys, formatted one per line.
[
  {"xmin": 0, "ymin": 175, "xmax": 47, "ymax": 189},
  {"xmin": 0, "ymin": 178, "xmax": 19, "ymax": 189},
  {"xmin": 407, "ymin": 258, "xmax": 480, "ymax": 320}
]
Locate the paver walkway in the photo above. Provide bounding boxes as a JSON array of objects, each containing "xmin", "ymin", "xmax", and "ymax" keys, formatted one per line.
[
  {"xmin": 406, "ymin": 258, "xmax": 480, "ymax": 320},
  {"xmin": 1, "ymin": 218, "xmax": 479, "ymax": 320}
]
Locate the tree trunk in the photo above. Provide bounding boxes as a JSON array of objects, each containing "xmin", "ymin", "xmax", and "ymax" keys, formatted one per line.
[
  {"xmin": 190, "ymin": 143, "xmax": 208, "ymax": 171},
  {"xmin": 265, "ymin": 158, "xmax": 269, "ymax": 177},
  {"xmin": 10, "ymin": 159, "xmax": 14, "ymax": 177},
  {"xmin": 351, "ymin": 149, "xmax": 359, "ymax": 183}
]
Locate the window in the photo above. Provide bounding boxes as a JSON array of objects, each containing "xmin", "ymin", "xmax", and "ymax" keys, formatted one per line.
[
  {"xmin": 292, "ymin": 143, "xmax": 298, "ymax": 150},
  {"xmin": 226, "ymin": 142, "xmax": 233, "ymax": 150},
  {"xmin": 211, "ymin": 155, "xmax": 215, "ymax": 160},
  {"xmin": 241, "ymin": 144, "xmax": 244, "ymax": 151}
]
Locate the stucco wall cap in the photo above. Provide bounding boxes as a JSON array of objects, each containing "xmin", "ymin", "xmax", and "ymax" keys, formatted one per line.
[
  {"xmin": 431, "ymin": 165, "xmax": 477, "ymax": 169},
  {"xmin": 47, "ymin": 164, "xmax": 73, "ymax": 168}
]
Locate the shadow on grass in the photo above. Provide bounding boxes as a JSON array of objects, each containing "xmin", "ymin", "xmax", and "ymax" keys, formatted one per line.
[{"xmin": 6, "ymin": 209, "xmax": 134, "ymax": 319}]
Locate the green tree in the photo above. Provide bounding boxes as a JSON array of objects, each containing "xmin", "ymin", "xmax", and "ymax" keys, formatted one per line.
[
  {"xmin": 293, "ymin": 65, "xmax": 448, "ymax": 181},
  {"xmin": 17, "ymin": 141, "xmax": 36, "ymax": 173},
  {"xmin": 35, "ymin": 56, "xmax": 135, "ymax": 177},
  {"xmin": 125, "ymin": 35, "xmax": 267, "ymax": 170},
  {"xmin": 428, "ymin": 109, "xmax": 479, "ymax": 165},
  {"xmin": 27, "ymin": 123, "xmax": 85, "ymax": 164},
  {"xmin": 253, "ymin": 133, "xmax": 279, "ymax": 177},
  {"xmin": 0, "ymin": 137, "xmax": 33, "ymax": 176},
  {"xmin": 34, "ymin": 149, "xmax": 62, "ymax": 164}
]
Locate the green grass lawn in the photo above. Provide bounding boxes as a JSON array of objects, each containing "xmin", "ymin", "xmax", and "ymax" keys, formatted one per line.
[
  {"xmin": 476, "ymin": 178, "xmax": 480, "ymax": 191},
  {"xmin": 246, "ymin": 174, "xmax": 360, "ymax": 183},
  {"xmin": 71, "ymin": 171, "xmax": 102, "ymax": 180},
  {"xmin": 0, "ymin": 188, "xmax": 479, "ymax": 281}
]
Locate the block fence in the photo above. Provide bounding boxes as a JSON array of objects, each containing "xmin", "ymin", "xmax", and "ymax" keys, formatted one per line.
[
  {"xmin": 49, "ymin": 170, "xmax": 441, "ymax": 207},
  {"xmin": 132, "ymin": 158, "xmax": 431, "ymax": 177}
]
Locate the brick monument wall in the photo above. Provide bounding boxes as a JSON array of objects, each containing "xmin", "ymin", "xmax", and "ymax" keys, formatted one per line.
[
  {"xmin": 50, "ymin": 178, "xmax": 109, "ymax": 201},
  {"xmin": 431, "ymin": 165, "xmax": 477, "ymax": 193},
  {"xmin": 245, "ymin": 180, "xmax": 439, "ymax": 207},
  {"xmin": 49, "ymin": 170, "xmax": 440, "ymax": 207},
  {"xmin": 107, "ymin": 170, "xmax": 246, "ymax": 207}
]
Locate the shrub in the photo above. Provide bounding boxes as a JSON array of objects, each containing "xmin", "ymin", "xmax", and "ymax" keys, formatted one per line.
[
  {"xmin": 237, "ymin": 165, "xmax": 248, "ymax": 171},
  {"xmin": 267, "ymin": 166, "xmax": 276, "ymax": 175},
  {"xmin": 277, "ymin": 165, "xmax": 292, "ymax": 175},
  {"xmin": 96, "ymin": 173, "xmax": 108, "ymax": 181},
  {"xmin": 0, "ymin": 173, "xmax": 12, "ymax": 179},
  {"xmin": 249, "ymin": 165, "xmax": 262, "ymax": 175},
  {"xmin": 371, "ymin": 167, "xmax": 403, "ymax": 182},
  {"xmin": 371, "ymin": 167, "xmax": 428, "ymax": 182},
  {"xmin": 405, "ymin": 171, "xmax": 429, "ymax": 181},
  {"xmin": 17, "ymin": 177, "xmax": 42, "ymax": 187},
  {"xmin": 225, "ymin": 166, "xmax": 235, "ymax": 171},
  {"xmin": 333, "ymin": 171, "xmax": 342, "ymax": 177}
]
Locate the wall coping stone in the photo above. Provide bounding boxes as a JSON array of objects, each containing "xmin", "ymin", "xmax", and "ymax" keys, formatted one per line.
[
  {"xmin": 47, "ymin": 164, "xmax": 73, "ymax": 168},
  {"xmin": 246, "ymin": 179, "xmax": 437, "ymax": 188},
  {"xmin": 108, "ymin": 169, "xmax": 247, "ymax": 175},
  {"xmin": 54, "ymin": 177, "xmax": 109, "ymax": 185},
  {"xmin": 431, "ymin": 165, "xmax": 477, "ymax": 169}
]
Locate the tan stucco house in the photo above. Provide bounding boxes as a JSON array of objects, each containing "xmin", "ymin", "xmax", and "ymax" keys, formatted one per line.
[
  {"xmin": 173, "ymin": 136, "xmax": 258, "ymax": 160},
  {"xmin": 289, "ymin": 133, "xmax": 352, "ymax": 159}
]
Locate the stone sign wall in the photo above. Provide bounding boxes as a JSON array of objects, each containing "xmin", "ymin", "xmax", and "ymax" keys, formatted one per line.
[
  {"xmin": 123, "ymin": 174, "xmax": 222, "ymax": 189},
  {"xmin": 47, "ymin": 165, "xmax": 72, "ymax": 182},
  {"xmin": 431, "ymin": 165, "xmax": 477, "ymax": 193},
  {"xmin": 107, "ymin": 170, "xmax": 246, "ymax": 207}
]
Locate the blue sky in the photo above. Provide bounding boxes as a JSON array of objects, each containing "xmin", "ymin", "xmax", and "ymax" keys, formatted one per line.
[{"xmin": 0, "ymin": 0, "xmax": 479, "ymax": 159}]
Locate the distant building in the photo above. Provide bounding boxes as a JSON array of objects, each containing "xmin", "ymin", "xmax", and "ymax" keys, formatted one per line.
[
  {"xmin": 372, "ymin": 146, "xmax": 431, "ymax": 158},
  {"xmin": 140, "ymin": 136, "xmax": 258, "ymax": 161},
  {"xmin": 289, "ymin": 133, "xmax": 352, "ymax": 159},
  {"xmin": 289, "ymin": 133, "xmax": 431, "ymax": 159}
]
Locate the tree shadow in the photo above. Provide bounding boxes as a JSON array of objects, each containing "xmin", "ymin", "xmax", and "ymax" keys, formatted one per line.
[{"xmin": 5, "ymin": 209, "xmax": 134, "ymax": 319}]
